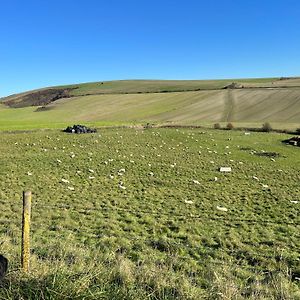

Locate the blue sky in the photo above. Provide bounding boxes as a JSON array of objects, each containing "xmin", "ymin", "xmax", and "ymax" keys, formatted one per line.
[{"xmin": 1, "ymin": 0, "xmax": 300, "ymax": 97}]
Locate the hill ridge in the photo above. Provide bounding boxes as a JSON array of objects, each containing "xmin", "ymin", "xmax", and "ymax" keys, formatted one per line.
[
  {"xmin": 2, "ymin": 77, "xmax": 300, "ymax": 108},
  {"xmin": 1, "ymin": 77, "xmax": 300, "ymax": 130}
]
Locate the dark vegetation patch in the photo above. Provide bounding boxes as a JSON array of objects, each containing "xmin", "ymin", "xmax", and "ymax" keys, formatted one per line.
[
  {"xmin": 223, "ymin": 82, "xmax": 244, "ymax": 89},
  {"xmin": 34, "ymin": 106, "xmax": 55, "ymax": 112},
  {"xmin": 4, "ymin": 88, "xmax": 76, "ymax": 108},
  {"xmin": 240, "ymin": 147, "xmax": 281, "ymax": 157},
  {"xmin": 255, "ymin": 152, "xmax": 281, "ymax": 158},
  {"xmin": 240, "ymin": 147, "xmax": 254, "ymax": 151}
]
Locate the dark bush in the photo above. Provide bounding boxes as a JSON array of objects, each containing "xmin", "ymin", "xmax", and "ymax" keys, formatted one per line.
[
  {"xmin": 226, "ymin": 122, "xmax": 234, "ymax": 130},
  {"xmin": 214, "ymin": 123, "xmax": 221, "ymax": 130},
  {"xmin": 262, "ymin": 122, "xmax": 272, "ymax": 132}
]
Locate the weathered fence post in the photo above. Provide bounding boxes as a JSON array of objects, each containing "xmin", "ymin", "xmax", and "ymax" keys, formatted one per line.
[{"xmin": 21, "ymin": 191, "xmax": 32, "ymax": 273}]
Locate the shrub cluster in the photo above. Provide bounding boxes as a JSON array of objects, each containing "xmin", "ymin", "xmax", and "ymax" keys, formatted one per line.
[{"xmin": 261, "ymin": 122, "xmax": 272, "ymax": 132}]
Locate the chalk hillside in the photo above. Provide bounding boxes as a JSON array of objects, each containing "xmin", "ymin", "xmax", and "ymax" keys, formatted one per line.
[{"xmin": 1, "ymin": 77, "xmax": 300, "ymax": 130}]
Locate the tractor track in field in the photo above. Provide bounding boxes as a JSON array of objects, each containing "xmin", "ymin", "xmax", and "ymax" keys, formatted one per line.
[{"xmin": 222, "ymin": 89, "xmax": 235, "ymax": 122}]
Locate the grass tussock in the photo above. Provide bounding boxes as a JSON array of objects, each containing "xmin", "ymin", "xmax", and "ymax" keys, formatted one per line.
[{"xmin": 1, "ymin": 250, "xmax": 299, "ymax": 299}]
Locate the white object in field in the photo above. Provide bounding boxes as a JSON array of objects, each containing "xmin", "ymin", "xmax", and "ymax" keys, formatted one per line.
[
  {"xmin": 245, "ymin": 132, "xmax": 251, "ymax": 135},
  {"xmin": 217, "ymin": 206, "xmax": 228, "ymax": 212},
  {"xmin": 185, "ymin": 200, "xmax": 194, "ymax": 204},
  {"xmin": 193, "ymin": 180, "xmax": 200, "ymax": 185},
  {"xmin": 61, "ymin": 178, "xmax": 70, "ymax": 183},
  {"xmin": 290, "ymin": 200, "xmax": 298, "ymax": 204},
  {"xmin": 219, "ymin": 167, "xmax": 232, "ymax": 172}
]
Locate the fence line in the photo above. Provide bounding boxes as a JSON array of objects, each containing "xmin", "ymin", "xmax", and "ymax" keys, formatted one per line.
[
  {"xmin": 31, "ymin": 227, "xmax": 299, "ymax": 270},
  {"xmin": 14, "ymin": 191, "xmax": 299, "ymax": 274},
  {"xmin": 33, "ymin": 202, "xmax": 300, "ymax": 226}
]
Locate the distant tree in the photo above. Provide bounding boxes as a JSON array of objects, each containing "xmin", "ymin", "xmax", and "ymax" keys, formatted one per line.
[
  {"xmin": 214, "ymin": 123, "xmax": 221, "ymax": 130},
  {"xmin": 296, "ymin": 128, "xmax": 300, "ymax": 135},
  {"xmin": 262, "ymin": 122, "xmax": 272, "ymax": 132},
  {"xmin": 226, "ymin": 122, "xmax": 234, "ymax": 130}
]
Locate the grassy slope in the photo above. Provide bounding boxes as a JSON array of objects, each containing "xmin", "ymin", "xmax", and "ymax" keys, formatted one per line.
[
  {"xmin": 1, "ymin": 89, "xmax": 300, "ymax": 130},
  {"xmin": 1, "ymin": 78, "xmax": 300, "ymax": 130},
  {"xmin": 59, "ymin": 77, "xmax": 300, "ymax": 95},
  {"xmin": 0, "ymin": 128, "xmax": 299, "ymax": 299},
  {"xmin": 56, "ymin": 78, "xmax": 300, "ymax": 95}
]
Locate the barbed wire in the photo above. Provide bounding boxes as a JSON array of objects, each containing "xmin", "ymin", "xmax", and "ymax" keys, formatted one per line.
[
  {"xmin": 33, "ymin": 202, "xmax": 300, "ymax": 226},
  {"xmin": 1, "ymin": 197, "xmax": 298, "ymax": 273},
  {"xmin": 29, "ymin": 227, "xmax": 299, "ymax": 271},
  {"xmin": 34, "ymin": 218, "xmax": 299, "ymax": 258}
]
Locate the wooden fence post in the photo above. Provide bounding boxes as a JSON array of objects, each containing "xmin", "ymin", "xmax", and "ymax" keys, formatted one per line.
[{"xmin": 21, "ymin": 191, "xmax": 32, "ymax": 273}]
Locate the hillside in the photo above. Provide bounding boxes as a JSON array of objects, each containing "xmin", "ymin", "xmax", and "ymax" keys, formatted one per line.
[{"xmin": 1, "ymin": 78, "xmax": 300, "ymax": 130}]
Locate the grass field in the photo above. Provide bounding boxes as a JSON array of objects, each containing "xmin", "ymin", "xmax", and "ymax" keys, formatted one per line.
[
  {"xmin": 1, "ymin": 87, "xmax": 300, "ymax": 131},
  {"xmin": 54, "ymin": 77, "xmax": 300, "ymax": 95},
  {"xmin": 1, "ymin": 77, "xmax": 300, "ymax": 131},
  {"xmin": 0, "ymin": 128, "xmax": 299, "ymax": 299}
]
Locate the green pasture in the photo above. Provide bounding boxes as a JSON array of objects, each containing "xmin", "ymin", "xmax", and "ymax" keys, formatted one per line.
[
  {"xmin": 0, "ymin": 128, "xmax": 299, "ymax": 299},
  {"xmin": 58, "ymin": 77, "xmax": 299, "ymax": 95}
]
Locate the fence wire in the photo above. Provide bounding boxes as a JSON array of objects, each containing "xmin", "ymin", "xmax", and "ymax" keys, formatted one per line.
[{"xmin": 33, "ymin": 202, "xmax": 300, "ymax": 226}]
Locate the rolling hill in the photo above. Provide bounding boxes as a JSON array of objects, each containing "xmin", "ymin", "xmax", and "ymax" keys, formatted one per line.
[{"xmin": 1, "ymin": 77, "xmax": 300, "ymax": 130}]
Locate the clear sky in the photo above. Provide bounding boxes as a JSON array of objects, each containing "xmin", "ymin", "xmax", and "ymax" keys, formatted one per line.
[{"xmin": 1, "ymin": 0, "xmax": 300, "ymax": 97}]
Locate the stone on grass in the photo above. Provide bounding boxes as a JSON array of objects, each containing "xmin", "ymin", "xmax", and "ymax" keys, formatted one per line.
[
  {"xmin": 185, "ymin": 200, "xmax": 194, "ymax": 204},
  {"xmin": 217, "ymin": 206, "xmax": 228, "ymax": 212},
  {"xmin": 219, "ymin": 167, "xmax": 232, "ymax": 173}
]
